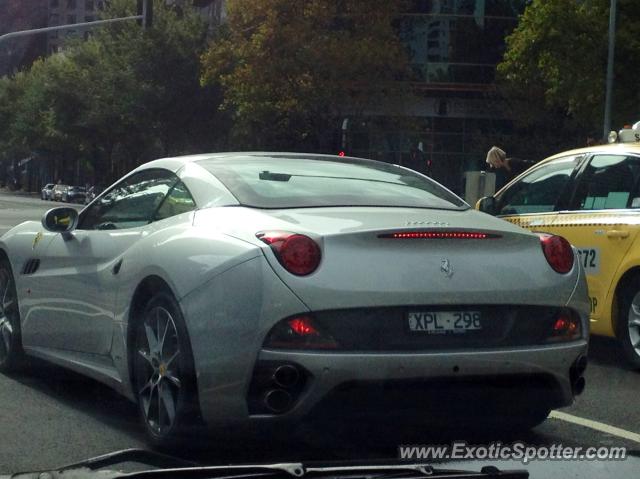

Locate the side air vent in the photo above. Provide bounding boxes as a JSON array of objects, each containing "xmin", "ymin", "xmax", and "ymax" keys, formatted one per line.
[{"xmin": 22, "ymin": 259, "xmax": 40, "ymax": 275}]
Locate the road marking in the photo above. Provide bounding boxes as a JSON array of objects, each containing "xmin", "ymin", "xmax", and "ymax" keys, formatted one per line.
[{"xmin": 550, "ymin": 410, "xmax": 640, "ymax": 444}]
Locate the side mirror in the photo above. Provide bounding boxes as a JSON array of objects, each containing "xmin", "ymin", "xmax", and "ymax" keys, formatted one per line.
[
  {"xmin": 476, "ymin": 196, "xmax": 497, "ymax": 215},
  {"xmin": 42, "ymin": 207, "xmax": 79, "ymax": 233}
]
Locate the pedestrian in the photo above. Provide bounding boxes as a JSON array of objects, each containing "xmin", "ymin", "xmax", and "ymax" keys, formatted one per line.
[{"xmin": 485, "ymin": 146, "xmax": 534, "ymax": 191}]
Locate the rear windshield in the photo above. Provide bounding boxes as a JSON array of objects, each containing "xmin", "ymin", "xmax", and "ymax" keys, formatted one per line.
[{"xmin": 198, "ymin": 156, "xmax": 467, "ymax": 210}]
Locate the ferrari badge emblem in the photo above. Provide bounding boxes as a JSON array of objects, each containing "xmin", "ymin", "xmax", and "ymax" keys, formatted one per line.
[
  {"xmin": 32, "ymin": 231, "xmax": 43, "ymax": 250},
  {"xmin": 440, "ymin": 258, "xmax": 454, "ymax": 278}
]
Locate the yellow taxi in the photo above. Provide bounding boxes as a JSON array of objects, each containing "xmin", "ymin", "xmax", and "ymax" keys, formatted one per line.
[{"xmin": 477, "ymin": 123, "xmax": 640, "ymax": 367}]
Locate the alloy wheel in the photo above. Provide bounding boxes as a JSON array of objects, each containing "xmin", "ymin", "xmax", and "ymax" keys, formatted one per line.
[
  {"xmin": 135, "ymin": 305, "xmax": 182, "ymax": 437},
  {"xmin": 627, "ymin": 291, "xmax": 640, "ymax": 358},
  {"xmin": 0, "ymin": 268, "xmax": 16, "ymax": 363}
]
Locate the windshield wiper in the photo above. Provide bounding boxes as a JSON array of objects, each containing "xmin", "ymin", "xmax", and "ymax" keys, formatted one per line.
[{"xmin": 3, "ymin": 448, "xmax": 529, "ymax": 479}]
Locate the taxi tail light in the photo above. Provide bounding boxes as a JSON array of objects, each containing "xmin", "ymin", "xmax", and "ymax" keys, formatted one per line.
[
  {"xmin": 548, "ymin": 308, "xmax": 581, "ymax": 342},
  {"xmin": 264, "ymin": 315, "xmax": 339, "ymax": 350},
  {"xmin": 256, "ymin": 231, "xmax": 321, "ymax": 276},
  {"xmin": 536, "ymin": 233, "xmax": 574, "ymax": 274}
]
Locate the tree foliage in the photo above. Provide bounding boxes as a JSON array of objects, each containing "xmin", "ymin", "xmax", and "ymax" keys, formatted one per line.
[
  {"xmin": 201, "ymin": 0, "xmax": 409, "ymax": 151},
  {"xmin": 0, "ymin": 0, "xmax": 223, "ymax": 184},
  {"xmin": 498, "ymin": 0, "xmax": 640, "ymax": 153}
]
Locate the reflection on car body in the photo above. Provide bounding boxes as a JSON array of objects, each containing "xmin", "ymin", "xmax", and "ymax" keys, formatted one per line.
[
  {"xmin": 477, "ymin": 122, "xmax": 640, "ymax": 367},
  {"xmin": 0, "ymin": 152, "xmax": 589, "ymax": 447}
]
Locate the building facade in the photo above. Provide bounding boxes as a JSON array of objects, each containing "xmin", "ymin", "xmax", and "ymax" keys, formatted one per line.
[
  {"xmin": 192, "ymin": 0, "xmax": 526, "ymax": 193},
  {"xmin": 46, "ymin": 0, "xmax": 106, "ymax": 54},
  {"xmin": 0, "ymin": 0, "xmax": 49, "ymax": 77},
  {"xmin": 347, "ymin": 0, "xmax": 526, "ymax": 192}
]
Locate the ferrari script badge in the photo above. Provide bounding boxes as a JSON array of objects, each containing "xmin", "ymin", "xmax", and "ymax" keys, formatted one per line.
[
  {"xmin": 440, "ymin": 258, "xmax": 454, "ymax": 278},
  {"xmin": 32, "ymin": 231, "xmax": 43, "ymax": 250}
]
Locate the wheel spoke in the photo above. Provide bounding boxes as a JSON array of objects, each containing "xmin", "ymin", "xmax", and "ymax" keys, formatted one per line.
[
  {"xmin": 165, "ymin": 371, "xmax": 181, "ymax": 389},
  {"xmin": 0, "ymin": 318, "xmax": 12, "ymax": 355},
  {"xmin": 137, "ymin": 348, "xmax": 154, "ymax": 367},
  {"xmin": 156, "ymin": 380, "xmax": 163, "ymax": 431},
  {"xmin": 164, "ymin": 349, "xmax": 180, "ymax": 368},
  {"xmin": 138, "ymin": 377, "xmax": 153, "ymax": 396},
  {"xmin": 155, "ymin": 308, "xmax": 162, "ymax": 348},
  {"xmin": 141, "ymin": 381, "xmax": 156, "ymax": 420},
  {"xmin": 0, "ymin": 277, "xmax": 10, "ymax": 316},
  {"xmin": 159, "ymin": 379, "xmax": 176, "ymax": 426},
  {"xmin": 159, "ymin": 314, "xmax": 171, "ymax": 356},
  {"xmin": 0, "ymin": 319, "xmax": 9, "ymax": 358},
  {"xmin": 143, "ymin": 323, "xmax": 158, "ymax": 354},
  {"xmin": 630, "ymin": 318, "xmax": 640, "ymax": 328}
]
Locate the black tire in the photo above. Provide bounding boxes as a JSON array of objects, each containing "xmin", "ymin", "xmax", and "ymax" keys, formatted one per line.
[
  {"xmin": 0, "ymin": 259, "xmax": 25, "ymax": 373},
  {"xmin": 616, "ymin": 281, "xmax": 640, "ymax": 368},
  {"xmin": 132, "ymin": 291, "xmax": 199, "ymax": 448}
]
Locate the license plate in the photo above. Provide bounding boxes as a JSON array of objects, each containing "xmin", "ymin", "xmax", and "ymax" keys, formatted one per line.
[{"xmin": 407, "ymin": 311, "xmax": 482, "ymax": 334}]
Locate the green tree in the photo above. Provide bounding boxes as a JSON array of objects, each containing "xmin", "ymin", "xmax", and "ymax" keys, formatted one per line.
[
  {"xmin": 1, "ymin": 0, "xmax": 224, "ymax": 187},
  {"xmin": 498, "ymin": 0, "xmax": 640, "ymax": 156},
  {"xmin": 0, "ymin": 74, "xmax": 26, "ymax": 161},
  {"xmin": 77, "ymin": 0, "xmax": 224, "ymax": 179},
  {"xmin": 201, "ymin": 0, "xmax": 409, "ymax": 151}
]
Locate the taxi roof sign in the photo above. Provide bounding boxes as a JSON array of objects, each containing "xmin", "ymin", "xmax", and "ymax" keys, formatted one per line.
[{"xmin": 609, "ymin": 121, "xmax": 640, "ymax": 143}]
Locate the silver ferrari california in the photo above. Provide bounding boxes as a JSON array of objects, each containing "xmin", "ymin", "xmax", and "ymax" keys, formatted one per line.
[{"xmin": 0, "ymin": 153, "xmax": 589, "ymax": 445}]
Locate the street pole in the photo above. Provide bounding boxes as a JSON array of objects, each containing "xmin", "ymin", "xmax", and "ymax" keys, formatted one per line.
[
  {"xmin": 0, "ymin": 0, "xmax": 151, "ymax": 45},
  {"xmin": 0, "ymin": 16, "xmax": 143, "ymax": 45},
  {"xmin": 603, "ymin": 0, "xmax": 617, "ymax": 140}
]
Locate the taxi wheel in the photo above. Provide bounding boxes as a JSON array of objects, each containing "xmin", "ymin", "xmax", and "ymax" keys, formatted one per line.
[{"xmin": 618, "ymin": 286, "xmax": 640, "ymax": 368}]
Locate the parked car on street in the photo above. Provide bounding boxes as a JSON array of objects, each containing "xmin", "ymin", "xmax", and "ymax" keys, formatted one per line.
[
  {"xmin": 51, "ymin": 184, "xmax": 68, "ymax": 202},
  {"xmin": 0, "ymin": 152, "xmax": 589, "ymax": 446},
  {"xmin": 477, "ymin": 121, "xmax": 640, "ymax": 367},
  {"xmin": 61, "ymin": 185, "xmax": 87, "ymax": 203},
  {"xmin": 40, "ymin": 183, "xmax": 55, "ymax": 200}
]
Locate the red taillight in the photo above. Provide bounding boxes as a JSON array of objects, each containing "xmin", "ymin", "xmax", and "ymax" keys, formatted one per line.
[
  {"xmin": 264, "ymin": 315, "xmax": 339, "ymax": 350},
  {"xmin": 257, "ymin": 231, "xmax": 321, "ymax": 276},
  {"xmin": 553, "ymin": 317, "xmax": 578, "ymax": 334},
  {"xmin": 288, "ymin": 317, "xmax": 319, "ymax": 336},
  {"xmin": 536, "ymin": 233, "xmax": 574, "ymax": 274},
  {"xmin": 549, "ymin": 309, "xmax": 581, "ymax": 341}
]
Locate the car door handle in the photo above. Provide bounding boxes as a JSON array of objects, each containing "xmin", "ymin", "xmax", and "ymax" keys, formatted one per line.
[{"xmin": 606, "ymin": 230, "xmax": 629, "ymax": 239}]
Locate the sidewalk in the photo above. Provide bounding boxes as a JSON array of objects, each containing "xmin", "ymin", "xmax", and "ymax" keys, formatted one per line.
[{"xmin": 0, "ymin": 187, "xmax": 40, "ymax": 198}]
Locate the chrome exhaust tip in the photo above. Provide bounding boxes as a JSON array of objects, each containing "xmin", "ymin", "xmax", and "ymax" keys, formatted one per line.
[
  {"xmin": 273, "ymin": 364, "xmax": 300, "ymax": 389},
  {"xmin": 263, "ymin": 389, "xmax": 293, "ymax": 413}
]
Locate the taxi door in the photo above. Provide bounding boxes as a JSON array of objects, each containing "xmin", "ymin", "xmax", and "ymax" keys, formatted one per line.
[
  {"xmin": 494, "ymin": 154, "xmax": 585, "ymax": 234},
  {"xmin": 545, "ymin": 153, "xmax": 640, "ymax": 336}
]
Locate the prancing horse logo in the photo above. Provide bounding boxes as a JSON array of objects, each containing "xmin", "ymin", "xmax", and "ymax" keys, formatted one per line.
[{"xmin": 440, "ymin": 258, "xmax": 454, "ymax": 278}]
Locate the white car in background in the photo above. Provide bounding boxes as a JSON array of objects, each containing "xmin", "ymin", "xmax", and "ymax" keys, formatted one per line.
[
  {"xmin": 0, "ymin": 152, "xmax": 589, "ymax": 446},
  {"xmin": 40, "ymin": 183, "xmax": 55, "ymax": 201}
]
